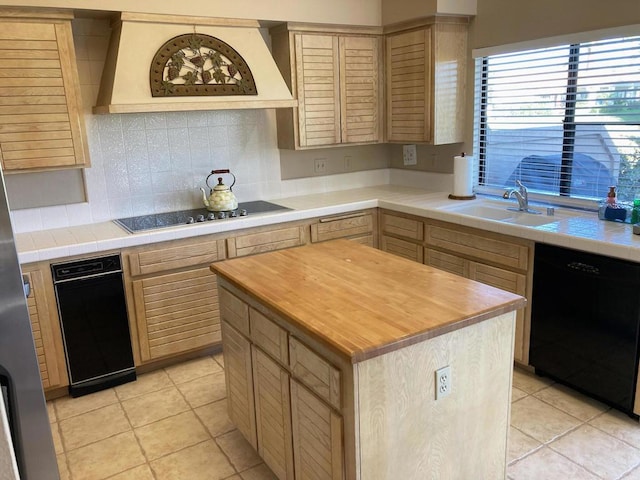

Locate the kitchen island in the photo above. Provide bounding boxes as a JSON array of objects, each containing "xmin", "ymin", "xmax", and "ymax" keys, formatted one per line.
[{"xmin": 210, "ymin": 239, "xmax": 525, "ymax": 480}]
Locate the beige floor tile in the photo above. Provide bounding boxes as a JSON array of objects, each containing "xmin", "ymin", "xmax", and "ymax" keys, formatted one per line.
[
  {"xmin": 177, "ymin": 371, "xmax": 227, "ymax": 408},
  {"xmin": 216, "ymin": 429, "xmax": 262, "ymax": 472},
  {"xmin": 54, "ymin": 389, "xmax": 119, "ymax": 421},
  {"xmin": 589, "ymin": 409, "xmax": 640, "ymax": 449},
  {"xmin": 512, "ymin": 369, "xmax": 553, "ymax": 394},
  {"xmin": 67, "ymin": 431, "xmax": 145, "ymax": 480},
  {"xmin": 508, "ymin": 446, "xmax": 599, "ymax": 480},
  {"xmin": 135, "ymin": 410, "xmax": 210, "ymax": 460},
  {"xmin": 115, "ymin": 369, "xmax": 173, "ymax": 401},
  {"xmin": 59, "ymin": 403, "xmax": 131, "ymax": 451},
  {"xmin": 47, "ymin": 401, "xmax": 57, "ymax": 423},
  {"xmin": 510, "ymin": 396, "xmax": 581, "ymax": 443},
  {"xmin": 165, "ymin": 356, "xmax": 223, "ymax": 384},
  {"xmin": 57, "ymin": 453, "xmax": 70, "ymax": 480},
  {"xmin": 511, "ymin": 387, "xmax": 528, "ymax": 403},
  {"xmin": 508, "ymin": 427, "xmax": 542, "ymax": 464},
  {"xmin": 107, "ymin": 464, "xmax": 155, "ymax": 480},
  {"xmin": 550, "ymin": 424, "xmax": 640, "ymax": 479},
  {"xmin": 51, "ymin": 423, "xmax": 63, "ymax": 454},
  {"xmin": 150, "ymin": 439, "xmax": 235, "ymax": 480},
  {"xmin": 240, "ymin": 463, "xmax": 278, "ymax": 480},
  {"xmin": 194, "ymin": 398, "xmax": 235, "ymax": 438},
  {"xmin": 533, "ymin": 383, "xmax": 609, "ymax": 421},
  {"xmin": 213, "ymin": 352, "xmax": 225, "ymax": 368},
  {"xmin": 121, "ymin": 386, "xmax": 190, "ymax": 427}
]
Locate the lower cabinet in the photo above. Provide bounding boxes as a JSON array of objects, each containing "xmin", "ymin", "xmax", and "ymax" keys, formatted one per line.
[{"xmin": 310, "ymin": 210, "xmax": 376, "ymax": 247}]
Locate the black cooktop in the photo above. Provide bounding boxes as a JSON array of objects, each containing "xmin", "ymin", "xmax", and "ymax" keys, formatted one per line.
[{"xmin": 114, "ymin": 200, "xmax": 291, "ymax": 233}]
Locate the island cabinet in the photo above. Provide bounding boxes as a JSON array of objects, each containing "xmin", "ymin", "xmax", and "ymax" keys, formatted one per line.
[
  {"xmin": 0, "ymin": 10, "xmax": 89, "ymax": 173},
  {"xmin": 21, "ymin": 262, "xmax": 68, "ymax": 393},
  {"xmin": 123, "ymin": 235, "xmax": 227, "ymax": 365},
  {"xmin": 270, "ymin": 23, "xmax": 384, "ymax": 149},
  {"xmin": 384, "ymin": 16, "xmax": 468, "ymax": 144},
  {"xmin": 212, "ymin": 240, "xmax": 525, "ymax": 480}
]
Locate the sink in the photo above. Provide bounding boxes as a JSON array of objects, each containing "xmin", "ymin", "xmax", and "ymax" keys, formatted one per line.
[{"xmin": 443, "ymin": 199, "xmax": 562, "ymax": 227}]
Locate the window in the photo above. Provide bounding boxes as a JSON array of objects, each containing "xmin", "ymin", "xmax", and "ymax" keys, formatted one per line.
[{"xmin": 475, "ymin": 36, "xmax": 640, "ymax": 202}]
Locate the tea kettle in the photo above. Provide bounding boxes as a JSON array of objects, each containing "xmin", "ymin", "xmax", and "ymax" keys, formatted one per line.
[{"xmin": 199, "ymin": 169, "xmax": 238, "ymax": 212}]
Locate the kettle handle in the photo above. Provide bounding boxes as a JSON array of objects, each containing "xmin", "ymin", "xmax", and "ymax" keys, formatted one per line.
[{"xmin": 205, "ymin": 169, "xmax": 236, "ymax": 191}]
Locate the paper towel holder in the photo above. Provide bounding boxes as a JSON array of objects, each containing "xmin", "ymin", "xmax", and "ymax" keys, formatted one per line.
[{"xmin": 449, "ymin": 152, "xmax": 476, "ymax": 200}]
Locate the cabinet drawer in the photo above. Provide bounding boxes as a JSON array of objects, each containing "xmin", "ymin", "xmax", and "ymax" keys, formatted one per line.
[
  {"xmin": 310, "ymin": 212, "xmax": 373, "ymax": 243},
  {"xmin": 220, "ymin": 288, "xmax": 250, "ymax": 336},
  {"xmin": 289, "ymin": 337, "xmax": 341, "ymax": 410},
  {"xmin": 426, "ymin": 224, "xmax": 529, "ymax": 270},
  {"xmin": 250, "ymin": 308, "xmax": 288, "ymax": 366},
  {"xmin": 380, "ymin": 213, "xmax": 424, "ymax": 241},
  {"xmin": 128, "ymin": 238, "xmax": 226, "ymax": 276},
  {"xmin": 425, "ymin": 249, "xmax": 468, "ymax": 277},
  {"xmin": 380, "ymin": 235, "xmax": 423, "ymax": 263},
  {"xmin": 227, "ymin": 225, "xmax": 306, "ymax": 258}
]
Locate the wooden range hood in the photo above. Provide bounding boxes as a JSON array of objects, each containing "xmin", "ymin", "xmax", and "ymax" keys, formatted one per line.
[{"xmin": 93, "ymin": 12, "xmax": 297, "ymax": 114}]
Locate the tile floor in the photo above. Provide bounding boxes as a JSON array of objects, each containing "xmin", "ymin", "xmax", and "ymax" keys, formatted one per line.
[{"xmin": 48, "ymin": 355, "xmax": 640, "ymax": 480}]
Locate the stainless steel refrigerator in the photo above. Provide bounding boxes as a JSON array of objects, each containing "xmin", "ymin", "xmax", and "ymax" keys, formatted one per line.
[{"xmin": 0, "ymin": 167, "xmax": 59, "ymax": 479}]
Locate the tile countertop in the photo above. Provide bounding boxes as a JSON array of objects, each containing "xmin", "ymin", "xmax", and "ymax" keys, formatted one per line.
[{"xmin": 14, "ymin": 184, "xmax": 640, "ymax": 264}]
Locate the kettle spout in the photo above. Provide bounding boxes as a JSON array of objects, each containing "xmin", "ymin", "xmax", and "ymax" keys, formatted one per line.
[{"xmin": 199, "ymin": 187, "xmax": 210, "ymax": 208}]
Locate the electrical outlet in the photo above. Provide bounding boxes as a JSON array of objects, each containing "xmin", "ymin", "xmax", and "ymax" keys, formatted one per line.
[
  {"xmin": 344, "ymin": 155, "xmax": 352, "ymax": 171},
  {"xmin": 403, "ymin": 144, "xmax": 417, "ymax": 166},
  {"xmin": 314, "ymin": 158, "xmax": 327, "ymax": 174},
  {"xmin": 435, "ymin": 365, "xmax": 451, "ymax": 400}
]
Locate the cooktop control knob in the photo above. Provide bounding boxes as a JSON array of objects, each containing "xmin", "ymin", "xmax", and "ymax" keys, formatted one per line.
[
  {"xmin": 186, "ymin": 216, "xmax": 195, "ymax": 224},
  {"xmin": 196, "ymin": 214, "xmax": 205, "ymax": 222},
  {"xmin": 239, "ymin": 209, "xmax": 248, "ymax": 216},
  {"xmin": 217, "ymin": 212, "xmax": 226, "ymax": 219},
  {"xmin": 207, "ymin": 213, "xmax": 216, "ymax": 221},
  {"xmin": 230, "ymin": 211, "xmax": 238, "ymax": 218}
]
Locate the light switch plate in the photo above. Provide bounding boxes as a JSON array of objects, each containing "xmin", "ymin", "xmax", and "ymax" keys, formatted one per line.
[{"xmin": 403, "ymin": 144, "xmax": 417, "ymax": 166}]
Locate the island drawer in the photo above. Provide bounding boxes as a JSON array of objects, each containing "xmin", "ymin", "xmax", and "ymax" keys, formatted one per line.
[
  {"xmin": 128, "ymin": 237, "xmax": 226, "ymax": 276},
  {"xmin": 380, "ymin": 212, "xmax": 424, "ymax": 241},
  {"xmin": 220, "ymin": 288, "xmax": 250, "ymax": 336},
  {"xmin": 250, "ymin": 308, "xmax": 289, "ymax": 365},
  {"xmin": 289, "ymin": 337, "xmax": 341, "ymax": 410},
  {"xmin": 310, "ymin": 211, "xmax": 373, "ymax": 243}
]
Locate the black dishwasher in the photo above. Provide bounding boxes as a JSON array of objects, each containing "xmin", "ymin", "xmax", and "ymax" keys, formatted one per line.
[
  {"xmin": 530, "ymin": 243, "xmax": 640, "ymax": 415},
  {"xmin": 52, "ymin": 254, "xmax": 136, "ymax": 397}
]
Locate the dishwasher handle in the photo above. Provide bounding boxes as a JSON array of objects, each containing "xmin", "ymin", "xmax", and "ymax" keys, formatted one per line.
[
  {"xmin": 567, "ymin": 261, "xmax": 600, "ymax": 275},
  {"xmin": 22, "ymin": 275, "xmax": 30, "ymax": 298}
]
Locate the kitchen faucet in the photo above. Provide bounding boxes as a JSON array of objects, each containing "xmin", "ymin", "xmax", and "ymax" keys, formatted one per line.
[{"xmin": 503, "ymin": 180, "xmax": 541, "ymax": 214}]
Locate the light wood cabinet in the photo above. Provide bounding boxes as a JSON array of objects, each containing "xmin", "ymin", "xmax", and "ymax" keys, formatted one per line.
[
  {"xmin": 384, "ymin": 17, "xmax": 468, "ymax": 144},
  {"xmin": 379, "ymin": 210, "xmax": 424, "ymax": 262},
  {"xmin": 22, "ymin": 263, "xmax": 68, "ymax": 392},
  {"xmin": 124, "ymin": 236, "xmax": 227, "ymax": 364},
  {"xmin": 0, "ymin": 11, "xmax": 89, "ymax": 173},
  {"xmin": 270, "ymin": 24, "xmax": 383, "ymax": 149},
  {"xmin": 227, "ymin": 224, "xmax": 308, "ymax": 258},
  {"xmin": 310, "ymin": 210, "xmax": 375, "ymax": 246}
]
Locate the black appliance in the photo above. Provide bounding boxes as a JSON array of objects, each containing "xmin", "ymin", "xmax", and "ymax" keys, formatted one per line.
[
  {"xmin": 52, "ymin": 254, "xmax": 136, "ymax": 397},
  {"xmin": 530, "ymin": 243, "xmax": 640, "ymax": 415},
  {"xmin": 114, "ymin": 200, "xmax": 291, "ymax": 233}
]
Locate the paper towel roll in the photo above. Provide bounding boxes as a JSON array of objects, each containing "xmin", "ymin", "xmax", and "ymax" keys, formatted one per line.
[{"xmin": 452, "ymin": 154, "xmax": 473, "ymax": 197}]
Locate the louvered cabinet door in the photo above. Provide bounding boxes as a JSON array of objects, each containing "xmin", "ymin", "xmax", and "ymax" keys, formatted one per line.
[
  {"xmin": 221, "ymin": 321, "xmax": 257, "ymax": 449},
  {"xmin": 385, "ymin": 28, "xmax": 431, "ymax": 143},
  {"xmin": 290, "ymin": 379, "xmax": 343, "ymax": 480},
  {"xmin": 132, "ymin": 267, "xmax": 220, "ymax": 362},
  {"xmin": 339, "ymin": 35, "xmax": 381, "ymax": 144},
  {"xmin": 294, "ymin": 33, "xmax": 340, "ymax": 147},
  {"xmin": 0, "ymin": 19, "xmax": 87, "ymax": 171},
  {"xmin": 252, "ymin": 347, "xmax": 294, "ymax": 480}
]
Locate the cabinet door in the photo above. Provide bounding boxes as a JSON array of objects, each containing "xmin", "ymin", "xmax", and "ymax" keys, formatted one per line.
[
  {"xmin": 23, "ymin": 268, "xmax": 68, "ymax": 390},
  {"xmin": 290, "ymin": 379, "xmax": 343, "ymax": 480},
  {"xmin": 381, "ymin": 235, "xmax": 423, "ymax": 263},
  {"xmin": 385, "ymin": 28, "xmax": 431, "ymax": 143},
  {"xmin": 222, "ymin": 321, "xmax": 257, "ymax": 449},
  {"xmin": 0, "ymin": 20, "xmax": 87, "ymax": 172},
  {"xmin": 424, "ymin": 248, "xmax": 467, "ymax": 276},
  {"xmin": 294, "ymin": 33, "xmax": 340, "ymax": 147},
  {"xmin": 132, "ymin": 267, "xmax": 220, "ymax": 362},
  {"xmin": 339, "ymin": 36, "xmax": 381, "ymax": 144},
  {"xmin": 252, "ymin": 347, "xmax": 294, "ymax": 480}
]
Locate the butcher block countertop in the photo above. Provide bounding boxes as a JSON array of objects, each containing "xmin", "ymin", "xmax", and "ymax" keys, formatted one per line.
[{"xmin": 210, "ymin": 239, "xmax": 526, "ymax": 363}]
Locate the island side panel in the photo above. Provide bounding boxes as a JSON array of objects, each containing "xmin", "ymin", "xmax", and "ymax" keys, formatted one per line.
[{"xmin": 355, "ymin": 311, "xmax": 515, "ymax": 480}]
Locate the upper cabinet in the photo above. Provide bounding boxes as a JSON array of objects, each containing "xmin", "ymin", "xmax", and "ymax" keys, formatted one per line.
[
  {"xmin": 384, "ymin": 17, "xmax": 468, "ymax": 145},
  {"xmin": 270, "ymin": 24, "xmax": 384, "ymax": 149},
  {"xmin": 0, "ymin": 10, "xmax": 89, "ymax": 173}
]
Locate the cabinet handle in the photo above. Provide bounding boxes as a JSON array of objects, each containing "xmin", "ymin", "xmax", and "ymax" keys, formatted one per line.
[{"xmin": 319, "ymin": 212, "xmax": 365, "ymax": 223}]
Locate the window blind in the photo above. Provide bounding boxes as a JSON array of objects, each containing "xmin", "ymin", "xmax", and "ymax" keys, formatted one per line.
[{"xmin": 475, "ymin": 36, "xmax": 640, "ymax": 202}]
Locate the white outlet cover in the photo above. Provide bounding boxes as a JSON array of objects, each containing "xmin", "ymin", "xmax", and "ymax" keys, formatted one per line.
[{"xmin": 403, "ymin": 144, "xmax": 417, "ymax": 166}]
